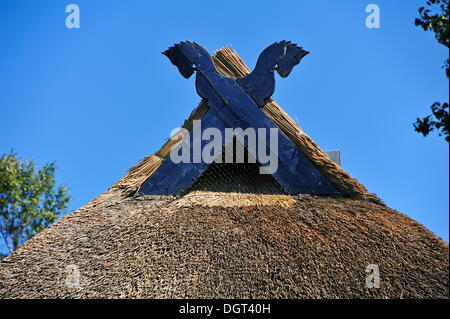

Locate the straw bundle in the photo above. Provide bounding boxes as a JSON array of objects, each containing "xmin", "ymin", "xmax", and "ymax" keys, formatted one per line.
[{"xmin": 173, "ymin": 191, "xmax": 296, "ymax": 208}]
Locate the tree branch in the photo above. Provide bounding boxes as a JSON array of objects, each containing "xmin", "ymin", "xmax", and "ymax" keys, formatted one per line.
[{"xmin": 0, "ymin": 223, "xmax": 14, "ymax": 254}]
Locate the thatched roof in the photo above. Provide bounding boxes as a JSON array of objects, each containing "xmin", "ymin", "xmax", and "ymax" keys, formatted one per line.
[
  {"xmin": 0, "ymin": 192, "xmax": 448, "ymax": 298},
  {"xmin": 0, "ymin": 46, "xmax": 448, "ymax": 299}
]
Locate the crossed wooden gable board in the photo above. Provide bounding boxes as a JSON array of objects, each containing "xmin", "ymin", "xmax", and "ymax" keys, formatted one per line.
[{"xmin": 139, "ymin": 41, "xmax": 339, "ymax": 195}]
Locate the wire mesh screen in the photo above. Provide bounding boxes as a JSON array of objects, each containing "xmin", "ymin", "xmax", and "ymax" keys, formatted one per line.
[{"xmin": 186, "ymin": 140, "xmax": 286, "ymax": 195}]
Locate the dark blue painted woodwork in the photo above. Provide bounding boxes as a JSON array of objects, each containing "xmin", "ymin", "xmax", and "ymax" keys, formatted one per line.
[
  {"xmin": 237, "ymin": 41, "xmax": 309, "ymax": 107},
  {"xmin": 139, "ymin": 41, "xmax": 337, "ymax": 195},
  {"xmin": 139, "ymin": 110, "xmax": 220, "ymax": 195}
]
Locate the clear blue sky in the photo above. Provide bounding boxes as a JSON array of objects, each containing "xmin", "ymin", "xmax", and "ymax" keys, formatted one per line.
[{"xmin": 0, "ymin": 0, "xmax": 448, "ymax": 256}]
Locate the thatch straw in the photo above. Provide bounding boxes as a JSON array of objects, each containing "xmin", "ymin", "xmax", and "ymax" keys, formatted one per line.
[
  {"xmin": 173, "ymin": 191, "xmax": 296, "ymax": 208},
  {"xmin": 1, "ymin": 194, "xmax": 447, "ymax": 298},
  {"xmin": 1, "ymin": 46, "xmax": 447, "ymax": 300}
]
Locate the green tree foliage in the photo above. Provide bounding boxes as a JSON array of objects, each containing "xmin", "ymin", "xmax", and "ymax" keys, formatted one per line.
[
  {"xmin": 0, "ymin": 151, "xmax": 71, "ymax": 255},
  {"xmin": 413, "ymin": 0, "xmax": 449, "ymax": 142}
]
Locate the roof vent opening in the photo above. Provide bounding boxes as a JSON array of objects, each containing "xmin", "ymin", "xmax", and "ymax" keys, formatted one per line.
[{"xmin": 186, "ymin": 139, "xmax": 286, "ymax": 195}]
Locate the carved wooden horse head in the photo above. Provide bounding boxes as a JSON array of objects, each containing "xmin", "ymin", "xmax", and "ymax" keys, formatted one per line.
[{"xmin": 162, "ymin": 41, "xmax": 309, "ymax": 107}]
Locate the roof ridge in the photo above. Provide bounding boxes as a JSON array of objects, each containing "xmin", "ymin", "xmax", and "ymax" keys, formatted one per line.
[{"xmin": 109, "ymin": 46, "xmax": 382, "ymax": 205}]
